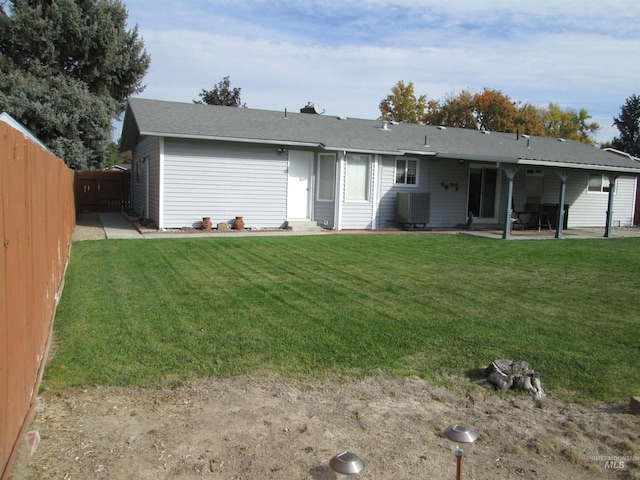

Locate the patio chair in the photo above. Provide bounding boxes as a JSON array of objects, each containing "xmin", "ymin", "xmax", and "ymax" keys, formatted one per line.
[
  {"xmin": 525, "ymin": 197, "xmax": 551, "ymax": 231},
  {"xmin": 511, "ymin": 204, "xmax": 526, "ymax": 230}
]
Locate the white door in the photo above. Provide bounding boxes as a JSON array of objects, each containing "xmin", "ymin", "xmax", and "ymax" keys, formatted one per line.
[{"xmin": 287, "ymin": 151, "xmax": 313, "ymax": 219}]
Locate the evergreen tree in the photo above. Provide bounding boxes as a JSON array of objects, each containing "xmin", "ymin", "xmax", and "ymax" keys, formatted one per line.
[
  {"xmin": 611, "ymin": 94, "xmax": 640, "ymax": 156},
  {"xmin": 0, "ymin": 0, "xmax": 150, "ymax": 169}
]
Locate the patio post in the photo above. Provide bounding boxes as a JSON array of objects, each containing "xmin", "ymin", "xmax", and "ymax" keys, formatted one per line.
[
  {"xmin": 555, "ymin": 172, "xmax": 569, "ymax": 239},
  {"xmin": 604, "ymin": 174, "xmax": 618, "ymax": 237},
  {"xmin": 502, "ymin": 168, "xmax": 516, "ymax": 239}
]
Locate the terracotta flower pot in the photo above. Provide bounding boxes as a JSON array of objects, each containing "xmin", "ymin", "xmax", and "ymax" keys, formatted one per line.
[{"xmin": 232, "ymin": 216, "xmax": 245, "ymax": 230}]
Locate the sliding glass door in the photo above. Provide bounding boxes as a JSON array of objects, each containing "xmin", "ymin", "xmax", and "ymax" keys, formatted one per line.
[{"xmin": 467, "ymin": 166, "xmax": 498, "ymax": 221}]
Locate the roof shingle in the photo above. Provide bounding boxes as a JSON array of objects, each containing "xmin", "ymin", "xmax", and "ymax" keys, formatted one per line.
[{"xmin": 121, "ymin": 98, "xmax": 640, "ymax": 173}]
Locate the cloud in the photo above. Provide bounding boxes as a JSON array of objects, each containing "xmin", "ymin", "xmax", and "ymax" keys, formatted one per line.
[{"xmin": 119, "ymin": 0, "xmax": 640, "ymax": 143}]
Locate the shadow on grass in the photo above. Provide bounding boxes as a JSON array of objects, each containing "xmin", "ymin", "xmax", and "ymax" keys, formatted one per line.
[{"xmin": 464, "ymin": 367, "xmax": 487, "ymax": 383}]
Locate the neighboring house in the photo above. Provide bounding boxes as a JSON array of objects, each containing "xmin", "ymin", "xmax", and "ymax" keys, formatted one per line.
[{"xmin": 120, "ymin": 98, "xmax": 640, "ymax": 237}]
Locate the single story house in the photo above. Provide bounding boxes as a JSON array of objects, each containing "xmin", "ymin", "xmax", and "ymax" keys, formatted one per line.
[{"xmin": 120, "ymin": 98, "xmax": 640, "ymax": 238}]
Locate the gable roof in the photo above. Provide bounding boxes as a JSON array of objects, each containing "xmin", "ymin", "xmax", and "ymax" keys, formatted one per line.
[{"xmin": 121, "ymin": 98, "xmax": 640, "ymax": 174}]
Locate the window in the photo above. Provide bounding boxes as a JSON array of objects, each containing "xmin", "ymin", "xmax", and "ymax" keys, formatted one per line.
[
  {"xmin": 345, "ymin": 154, "xmax": 371, "ymax": 201},
  {"xmin": 395, "ymin": 158, "xmax": 418, "ymax": 185},
  {"xmin": 317, "ymin": 153, "xmax": 336, "ymax": 201},
  {"xmin": 588, "ymin": 174, "xmax": 613, "ymax": 193}
]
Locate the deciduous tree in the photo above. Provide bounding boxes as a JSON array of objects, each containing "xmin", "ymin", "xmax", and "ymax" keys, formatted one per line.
[
  {"xmin": 472, "ymin": 88, "xmax": 518, "ymax": 132},
  {"xmin": 386, "ymin": 85, "xmax": 600, "ymax": 144},
  {"xmin": 513, "ymin": 103, "xmax": 547, "ymax": 137},
  {"xmin": 196, "ymin": 76, "xmax": 246, "ymax": 107},
  {"xmin": 427, "ymin": 89, "xmax": 476, "ymax": 129},
  {"xmin": 541, "ymin": 103, "xmax": 599, "ymax": 145},
  {"xmin": 378, "ymin": 80, "xmax": 427, "ymax": 123}
]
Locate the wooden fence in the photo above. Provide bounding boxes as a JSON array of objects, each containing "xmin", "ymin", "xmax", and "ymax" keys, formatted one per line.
[
  {"xmin": 75, "ymin": 170, "xmax": 130, "ymax": 212},
  {"xmin": 0, "ymin": 121, "xmax": 75, "ymax": 479}
]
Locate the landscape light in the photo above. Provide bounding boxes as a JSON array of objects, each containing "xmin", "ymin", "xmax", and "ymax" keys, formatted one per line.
[
  {"xmin": 329, "ymin": 451, "xmax": 365, "ymax": 479},
  {"xmin": 443, "ymin": 424, "xmax": 478, "ymax": 480}
]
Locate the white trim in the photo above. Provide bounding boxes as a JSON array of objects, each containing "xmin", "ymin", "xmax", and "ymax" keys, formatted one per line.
[
  {"xmin": 394, "ymin": 157, "xmax": 420, "ymax": 186},
  {"xmin": 398, "ymin": 150, "xmax": 437, "ymax": 156},
  {"xmin": 518, "ymin": 159, "xmax": 640, "ymax": 174},
  {"xmin": 139, "ymin": 131, "xmax": 321, "ymax": 149},
  {"xmin": 158, "ymin": 138, "xmax": 165, "ymax": 229},
  {"xmin": 335, "ymin": 152, "xmax": 346, "ymax": 230}
]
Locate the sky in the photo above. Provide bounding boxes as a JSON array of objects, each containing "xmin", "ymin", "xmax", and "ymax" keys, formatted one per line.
[{"xmin": 118, "ymin": 0, "xmax": 640, "ymax": 144}]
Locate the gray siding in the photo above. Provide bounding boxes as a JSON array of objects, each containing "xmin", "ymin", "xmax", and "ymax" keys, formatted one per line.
[
  {"xmin": 131, "ymin": 136, "xmax": 160, "ymax": 223},
  {"xmin": 134, "ymin": 133, "xmax": 637, "ymax": 231},
  {"xmin": 376, "ymin": 156, "xmax": 430, "ymax": 228},
  {"xmin": 566, "ymin": 174, "xmax": 636, "ymax": 227},
  {"xmin": 148, "ymin": 141, "xmax": 161, "ymax": 226},
  {"xmin": 131, "ymin": 157, "xmax": 144, "ymax": 216},
  {"xmin": 163, "ymin": 138, "xmax": 288, "ymax": 229},
  {"xmin": 314, "ymin": 199, "xmax": 335, "ymax": 229},
  {"xmin": 428, "ymin": 159, "xmax": 470, "ymax": 227}
]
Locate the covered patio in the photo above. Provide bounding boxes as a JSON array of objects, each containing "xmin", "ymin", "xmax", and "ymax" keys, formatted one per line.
[{"xmin": 497, "ymin": 151, "xmax": 640, "ymax": 240}]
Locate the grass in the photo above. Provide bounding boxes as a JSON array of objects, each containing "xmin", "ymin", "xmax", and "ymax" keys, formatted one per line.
[{"xmin": 44, "ymin": 234, "xmax": 640, "ymax": 403}]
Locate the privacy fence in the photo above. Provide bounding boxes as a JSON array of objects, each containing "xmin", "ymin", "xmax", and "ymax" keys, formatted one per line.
[
  {"xmin": 75, "ymin": 170, "xmax": 131, "ymax": 213},
  {"xmin": 0, "ymin": 121, "xmax": 75, "ymax": 479}
]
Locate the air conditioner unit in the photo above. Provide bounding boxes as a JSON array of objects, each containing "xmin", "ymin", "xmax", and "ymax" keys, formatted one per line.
[{"xmin": 396, "ymin": 192, "xmax": 430, "ymax": 229}]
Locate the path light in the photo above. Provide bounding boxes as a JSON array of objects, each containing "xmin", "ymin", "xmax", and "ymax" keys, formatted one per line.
[
  {"xmin": 443, "ymin": 424, "xmax": 478, "ymax": 480},
  {"xmin": 329, "ymin": 451, "xmax": 364, "ymax": 479}
]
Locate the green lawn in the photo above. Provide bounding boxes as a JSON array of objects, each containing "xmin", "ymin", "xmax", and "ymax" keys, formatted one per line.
[{"xmin": 44, "ymin": 234, "xmax": 640, "ymax": 403}]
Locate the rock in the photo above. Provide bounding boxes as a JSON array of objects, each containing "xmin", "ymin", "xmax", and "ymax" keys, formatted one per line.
[
  {"xmin": 486, "ymin": 359, "xmax": 546, "ymax": 401},
  {"xmin": 487, "ymin": 364, "xmax": 514, "ymax": 391}
]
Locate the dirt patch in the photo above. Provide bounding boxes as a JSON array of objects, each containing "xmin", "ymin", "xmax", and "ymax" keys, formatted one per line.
[{"xmin": 9, "ymin": 376, "xmax": 640, "ymax": 479}]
